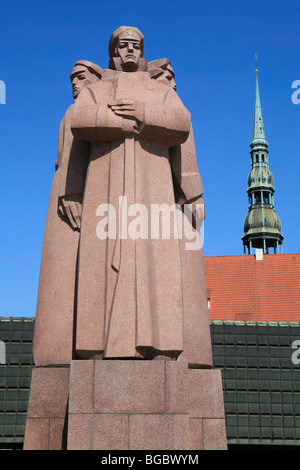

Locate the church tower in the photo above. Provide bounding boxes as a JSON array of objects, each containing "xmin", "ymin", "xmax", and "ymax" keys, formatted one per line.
[{"xmin": 242, "ymin": 64, "xmax": 283, "ymax": 255}]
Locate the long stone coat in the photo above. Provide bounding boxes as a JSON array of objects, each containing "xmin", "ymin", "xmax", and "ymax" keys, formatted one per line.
[
  {"xmin": 70, "ymin": 69, "xmax": 213, "ymax": 366},
  {"xmin": 33, "ymin": 105, "xmax": 90, "ymax": 366},
  {"xmin": 33, "ymin": 67, "xmax": 213, "ymax": 368}
]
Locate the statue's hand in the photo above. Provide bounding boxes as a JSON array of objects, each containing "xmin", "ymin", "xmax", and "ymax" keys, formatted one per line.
[
  {"xmin": 59, "ymin": 195, "xmax": 82, "ymax": 230},
  {"xmin": 108, "ymin": 99, "xmax": 145, "ymax": 132}
]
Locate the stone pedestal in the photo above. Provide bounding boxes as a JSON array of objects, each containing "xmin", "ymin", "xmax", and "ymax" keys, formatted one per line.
[
  {"xmin": 188, "ymin": 368, "xmax": 228, "ymax": 450},
  {"xmin": 23, "ymin": 367, "xmax": 70, "ymax": 450},
  {"xmin": 68, "ymin": 360, "xmax": 227, "ymax": 450},
  {"xmin": 23, "ymin": 360, "xmax": 227, "ymax": 450}
]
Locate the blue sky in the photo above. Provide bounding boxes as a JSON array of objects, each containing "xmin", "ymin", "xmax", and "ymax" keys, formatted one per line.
[{"xmin": 0, "ymin": 0, "xmax": 299, "ymax": 316}]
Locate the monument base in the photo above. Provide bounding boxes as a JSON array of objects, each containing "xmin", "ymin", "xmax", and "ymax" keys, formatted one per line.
[
  {"xmin": 23, "ymin": 367, "xmax": 70, "ymax": 450},
  {"xmin": 24, "ymin": 360, "xmax": 227, "ymax": 450}
]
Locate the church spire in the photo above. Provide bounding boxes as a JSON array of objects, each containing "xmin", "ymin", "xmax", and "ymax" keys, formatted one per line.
[
  {"xmin": 252, "ymin": 66, "xmax": 266, "ymax": 143},
  {"xmin": 242, "ymin": 61, "xmax": 283, "ymax": 255}
]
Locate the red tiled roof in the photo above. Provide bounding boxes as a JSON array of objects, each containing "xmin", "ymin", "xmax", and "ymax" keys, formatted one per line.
[{"xmin": 204, "ymin": 253, "xmax": 300, "ymax": 322}]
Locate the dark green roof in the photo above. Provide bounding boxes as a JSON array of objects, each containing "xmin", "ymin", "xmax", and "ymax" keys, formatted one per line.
[
  {"xmin": 0, "ymin": 317, "xmax": 300, "ymax": 448},
  {"xmin": 0, "ymin": 317, "xmax": 34, "ymax": 445},
  {"xmin": 212, "ymin": 320, "xmax": 300, "ymax": 446}
]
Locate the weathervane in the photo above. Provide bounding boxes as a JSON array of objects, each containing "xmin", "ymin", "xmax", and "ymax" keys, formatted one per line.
[{"xmin": 255, "ymin": 53, "xmax": 258, "ymax": 72}]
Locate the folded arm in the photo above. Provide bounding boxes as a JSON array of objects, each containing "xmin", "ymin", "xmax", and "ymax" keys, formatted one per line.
[{"xmin": 71, "ymin": 85, "xmax": 190, "ymax": 147}]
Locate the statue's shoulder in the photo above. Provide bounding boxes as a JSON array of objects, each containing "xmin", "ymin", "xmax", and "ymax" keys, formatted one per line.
[
  {"xmin": 85, "ymin": 80, "xmax": 106, "ymax": 93},
  {"xmin": 59, "ymin": 103, "xmax": 74, "ymax": 126},
  {"xmin": 149, "ymin": 79, "xmax": 174, "ymax": 92},
  {"xmin": 80, "ymin": 77, "xmax": 112, "ymax": 104},
  {"xmin": 147, "ymin": 79, "xmax": 178, "ymax": 101}
]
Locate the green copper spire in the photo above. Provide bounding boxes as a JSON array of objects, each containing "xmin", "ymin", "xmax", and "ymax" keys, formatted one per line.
[
  {"xmin": 251, "ymin": 64, "xmax": 268, "ymax": 148},
  {"xmin": 242, "ymin": 60, "xmax": 283, "ymax": 255}
]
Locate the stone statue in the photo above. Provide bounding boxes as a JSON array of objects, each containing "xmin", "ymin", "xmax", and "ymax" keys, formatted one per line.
[
  {"xmin": 58, "ymin": 60, "xmax": 103, "ymax": 229},
  {"xmin": 25, "ymin": 30, "xmax": 228, "ymax": 451},
  {"xmin": 33, "ymin": 27, "xmax": 213, "ymax": 368},
  {"xmin": 33, "ymin": 60, "xmax": 102, "ymax": 366},
  {"xmin": 148, "ymin": 58, "xmax": 176, "ymax": 90}
]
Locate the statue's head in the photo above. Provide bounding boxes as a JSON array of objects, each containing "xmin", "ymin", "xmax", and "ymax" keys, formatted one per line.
[
  {"xmin": 70, "ymin": 60, "xmax": 103, "ymax": 99},
  {"xmin": 148, "ymin": 58, "xmax": 176, "ymax": 91},
  {"xmin": 108, "ymin": 26, "xmax": 146, "ymax": 72}
]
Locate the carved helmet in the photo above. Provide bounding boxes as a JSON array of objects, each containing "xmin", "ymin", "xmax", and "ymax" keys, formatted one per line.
[{"xmin": 108, "ymin": 26, "xmax": 144, "ymax": 58}]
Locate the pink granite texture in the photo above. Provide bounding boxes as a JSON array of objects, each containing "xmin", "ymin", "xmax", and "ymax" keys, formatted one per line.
[
  {"xmin": 23, "ymin": 367, "xmax": 70, "ymax": 450},
  {"xmin": 23, "ymin": 361, "xmax": 227, "ymax": 450},
  {"xmin": 187, "ymin": 369, "xmax": 227, "ymax": 450},
  {"xmin": 202, "ymin": 419, "xmax": 228, "ymax": 450},
  {"xmin": 188, "ymin": 369, "xmax": 226, "ymax": 418},
  {"xmin": 33, "ymin": 61, "xmax": 102, "ymax": 367},
  {"xmin": 33, "ymin": 26, "xmax": 213, "ymax": 369},
  {"xmin": 67, "ymin": 360, "xmax": 227, "ymax": 450},
  {"xmin": 26, "ymin": 27, "xmax": 227, "ymax": 451}
]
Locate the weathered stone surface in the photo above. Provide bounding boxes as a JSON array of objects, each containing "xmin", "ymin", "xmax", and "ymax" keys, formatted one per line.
[
  {"xmin": 69, "ymin": 360, "xmax": 94, "ymax": 414},
  {"xmin": 93, "ymin": 360, "xmax": 165, "ymax": 414},
  {"xmin": 49, "ymin": 418, "xmax": 68, "ymax": 450},
  {"xmin": 188, "ymin": 418, "xmax": 204, "ymax": 450},
  {"xmin": 26, "ymin": 367, "xmax": 70, "ymax": 418},
  {"xmin": 92, "ymin": 414, "xmax": 129, "ymax": 450},
  {"xmin": 203, "ymin": 418, "xmax": 227, "ymax": 450},
  {"xmin": 165, "ymin": 361, "xmax": 188, "ymax": 413},
  {"xmin": 68, "ymin": 413, "xmax": 129, "ymax": 450},
  {"xmin": 67, "ymin": 360, "xmax": 191, "ymax": 450},
  {"xmin": 66, "ymin": 360, "xmax": 227, "ymax": 450},
  {"xmin": 67, "ymin": 414, "xmax": 92, "ymax": 450},
  {"xmin": 24, "ymin": 360, "xmax": 227, "ymax": 450},
  {"xmin": 23, "ymin": 418, "xmax": 50, "ymax": 450},
  {"xmin": 188, "ymin": 369, "xmax": 225, "ymax": 418},
  {"xmin": 23, "ymin": 367, "xmax": 70, "ymax": 450},
  {"xmin": 129, "ymin": 414, "xmax": 189, "ymax": 450}
]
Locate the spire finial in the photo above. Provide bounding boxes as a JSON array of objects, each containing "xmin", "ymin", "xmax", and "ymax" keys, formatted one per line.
[{"xmin": 251, "ymin": 56, "xmax": 268, "ymax": 146}]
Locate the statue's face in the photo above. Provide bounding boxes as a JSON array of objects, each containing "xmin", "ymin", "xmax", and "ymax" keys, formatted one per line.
[
  {"xmin": 117, "ymin": 37, "xmax": 142, "ymax": 70},
  {"xmin": 158, "ymin": 66, "xmax": 176, "ymax": 90},
  {"xmin": 70, "ymin": 68, "xmax": 91, "ymax": 99}
]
